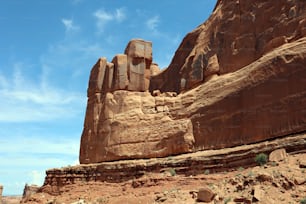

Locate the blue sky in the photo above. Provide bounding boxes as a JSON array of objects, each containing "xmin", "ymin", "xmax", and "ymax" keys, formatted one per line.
[{"xmin": 0, "ymin": 0, "xmax": 215, "ymax": 195}]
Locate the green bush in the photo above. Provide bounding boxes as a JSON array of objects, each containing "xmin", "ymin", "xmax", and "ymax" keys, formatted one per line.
[
  {"xmin": 168, "ymin": 168, "xmax": 176, "ymax": 176},
  {"xmin": 204, "ymin": 169, "xmax": 210, "ymax": 175},
  {"xmin": 300, "ymin": 197, "xmax": 306, "ymax": 204},
  {"xmin": 224, "ymin": 197, "xmax": 231, "ymax": 204},
  {"xmin": 255, "ymin": 153, "xmax": 268, "ymax": 166}
]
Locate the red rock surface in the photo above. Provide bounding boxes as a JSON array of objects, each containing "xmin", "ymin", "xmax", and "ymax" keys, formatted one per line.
[
  {"xmin": 150, "ymin": 0, "xmax": 306, "ymax": 92},
  {"xmin": 80, "ymin": 0, "xmax": 306, "ymax": 164},
  {"xmin": 24, "ymin": 135, "xmax": 306, "ymax": 204}
]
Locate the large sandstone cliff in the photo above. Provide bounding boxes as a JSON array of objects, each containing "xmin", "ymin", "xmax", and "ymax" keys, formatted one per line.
[
  {"xmin": 80, "ymin": 0, "xmax": 306, "ymax": 164},
  {"xmin": 150, "ymin": 0, "xmax": 306, "ymax": 92}
]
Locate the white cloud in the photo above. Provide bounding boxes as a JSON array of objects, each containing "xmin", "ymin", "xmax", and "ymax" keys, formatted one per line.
[
  {"xmin": 93, "ymin": 7, "xmax": 126, "ymax": 33},
  {"xmin": 0, "ymin": 133, "xmax": 80, "ymax": 195},
  {"xmin": 0, "ymin": 65, "xmax": 85, "ymax": 122},
  {"xmin": 0, "ymin": 136, "xmax": 79, "ymax": 157},
  {"xmin": 41, "ymin": 39, "xmax": 104, "ymax": 80},
  {"xmin": 146, "ymin": 15, "xmax": 160, "ymax": 31},
  {"xmin": 93, "ymin": 9, "xmax": 114, "ymax": 32},
  {"xmin": 115, "ymin": 8, "xmax": 126, "ymax": 22},
  {"xmin": 62, "ymin": 18, "xmax": 80, "ymax": 32},
  {"xmin": 30, "ymin": 170, "xmax": 44, "ymax": 185}
]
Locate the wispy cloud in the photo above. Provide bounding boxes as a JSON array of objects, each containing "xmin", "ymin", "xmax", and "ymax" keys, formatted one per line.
[
  {"xmin": 146, "ymin": 15, "xmax": 160, "ymax": 31},
  {"xmin": 115, "ymin": 8, "xmax": 126, "ymax": 22},
  {"xmin": 29, "ymin": 170, "xmax": 45, "ymax": 185},
  {"xmin": 0, "ymin": 64, "xmax": 85, "ymax": 122},
  {"xmin": 0, "ymin": 131, "xmax": 80, "ymax": 194},
  {"xmin": 62, "ymin": 18, "xmax": 80, "ymax": 32},
  {"xmin": 93, "ymin": 7, "xmax": 126, "ymax": 33},
  {"xmin": 0, "ymin": 137, "xmax": 79, "ymax": 160}
]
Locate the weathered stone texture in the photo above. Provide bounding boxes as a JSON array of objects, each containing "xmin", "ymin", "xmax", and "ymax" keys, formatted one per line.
[
  {"xmin": 80, "ymin": 0, "xmax": 306, "ymax": 164},
  {"xmin": 150, "ymin": 0, "xmax": 306, "ymax": 93},
  {"xmin": 48, "ymin": 134, "xmax": 306, "ymax": 193},
  {"xmin": 0, "ymin": 185, "xmax": 3, "ymax": 203},
  {"xmin": 22, "ymin": 184, "xmax": 39, "ymax": 200},
  {"xmin": 112, "ymin": 54, "xmax": 128, "ymax": 90},
  {"xmin": 80, "ymin": 90, "xmax": 195, "ymax": 163}
]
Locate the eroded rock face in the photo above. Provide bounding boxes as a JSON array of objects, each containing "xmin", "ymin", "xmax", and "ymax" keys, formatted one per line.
[
  {"xmin": 80, "ymin": 90, "xmax": 194, "ymax": 163},
  {"xmin": 80, "ymin": 0, "xmax": 306, "ymax": 164},
  {"xmin": 150, "ymin": 0, "xmax": 306, "ymax": 92},
  {"xmin": 48, "ymin": 134, "xmax": 306, "ymax": 192},
  {"xmin": 22, "ymin": 184, "xmax": 39, "ymax": 200},
  {"xmin": 87, "ymin": 39, "xmax": 159, "ymax": 97},
  {"xmin": 0, "ymin": 185, "xmax": 3, "ymax": 201}
]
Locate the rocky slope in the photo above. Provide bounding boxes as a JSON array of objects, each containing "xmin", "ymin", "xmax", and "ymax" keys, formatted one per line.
[
  {"xmin": 80, "ymin": 0, "xmax": 306, "ymax": 163},
  {"xmin": 22, "ymin": 143, "xmax": 306, "ymax": 204},
  {"xmin": 43, "ymin": 133, "xmax": 306, "ymax": 194}
]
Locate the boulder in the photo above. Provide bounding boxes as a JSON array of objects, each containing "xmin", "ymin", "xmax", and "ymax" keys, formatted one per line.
[
  {"xmin": 197, "ymin": 187, "xmax": 215, "ymax": 202},
  {"xmin": 269, "ymin": 148, "xmax": 287, "ymax": 163},
  {"xmin": 253, "ymin": 185, "xmax": 265, "ymax": 201}
]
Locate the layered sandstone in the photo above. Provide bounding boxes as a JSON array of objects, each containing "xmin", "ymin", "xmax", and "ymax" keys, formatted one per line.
[
  {"xmin": 80, "ymin": 0, "xmax": 306, "ymax": 164},
  {"xmin": 150, "ymin": 0, "xmax": 306, "ymax": 92},
  {"xmin": 22, "ymin": 184, "xmax": 39, "ymax": 200},
  {"xmin": 46, "ymin": 133, "xmax": 306, "ymax": 195}
]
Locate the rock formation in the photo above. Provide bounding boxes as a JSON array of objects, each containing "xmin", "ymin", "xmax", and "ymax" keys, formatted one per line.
[
  {"xmin": 150, "ymin": 0, "xmax": 306, "ymax": 92},
  {"xmin": 45, "ymin": 133, "xmax": 306, "ymax": 195},
  {"xmin": 80, "ymin": 0, "xmax": 306, "ymax": 164},
  {"xmin": 22, "ymin": 184, "xmax": 39, "ymax": 201},
  {"xmin": 0, "ymin": 185, "xmax": 3, "ymax": 203}
]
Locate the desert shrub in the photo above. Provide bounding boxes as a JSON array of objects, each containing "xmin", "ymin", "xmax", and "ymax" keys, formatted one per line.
[
  {"xmin": 204, "ymin": 169, "xmax": 210, "ymax": 175},
  {"xmin": 224, "ymin": 197, "xmax": 231, "ymax": 204},
  {"xmin": 271, "ymin": 161, "xmax": 277, "ymax": 166},
  {"xmin": 168, "ymin": 168, "xmax": 176, "ymax": 176},
  {"xmin": 96, "ymin": 197, "xmax": 108, "ymax": 204},
  {"xmin": 300, "ymin": 197, "xmax": 306, "ymax": 204},
  {"xmin": 248, "ymin": 171, "xmax": 254, "ymax": 177},
  {"xmin": 255, "ymin": 153, "xmax": 268, "ymax": 166}
]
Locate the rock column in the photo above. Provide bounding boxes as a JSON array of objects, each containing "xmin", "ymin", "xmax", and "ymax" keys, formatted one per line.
[
  {"xmin": 80, "ymin": 39, "xmax": 160, "ymax": 164},
  {"xmin": 0, "ymin": 185, "xmax": 3, "ymax": 204}
]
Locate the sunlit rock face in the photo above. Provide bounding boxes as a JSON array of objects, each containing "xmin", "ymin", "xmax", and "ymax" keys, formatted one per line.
[{"xmin": 80, "ymin": 0, "xmax": 306, "ymax": 164}]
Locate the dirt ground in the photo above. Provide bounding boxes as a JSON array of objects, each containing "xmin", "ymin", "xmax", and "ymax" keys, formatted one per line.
[{"xmin": 14, "ymin": 152, "xmax": 305, "ymax": 204}]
